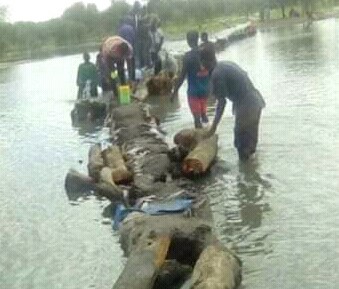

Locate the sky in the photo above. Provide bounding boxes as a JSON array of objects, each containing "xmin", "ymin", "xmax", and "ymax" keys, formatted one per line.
[{"xmin": 0, "ymin": 0, "xmax": 141, "ymax": 23}]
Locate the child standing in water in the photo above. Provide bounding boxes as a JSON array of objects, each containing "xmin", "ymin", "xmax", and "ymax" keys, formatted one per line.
[{"xmin": 171, "ymin": 30, "xmax": 210, "ymax": 128}]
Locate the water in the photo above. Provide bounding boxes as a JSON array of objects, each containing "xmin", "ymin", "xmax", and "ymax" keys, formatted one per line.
[{"xmin": 1, "ymin": 19, "xmax": 338, "ymax": 288}]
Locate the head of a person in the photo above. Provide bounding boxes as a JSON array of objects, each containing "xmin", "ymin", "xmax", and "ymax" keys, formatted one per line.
[
  {"xmin": 133, "ymin": 1, "xmax": 142, "ymax": 14},
  {"xmin": 119, "ymin": 42, "xmax": 130, "ymax": 58},
  {"xmin": 201, "ymin": 32, "xmax": 208, "ymax": 43},
  {"xmin": 150, "ymin": 19, "xmax": 158, "ymax": 31},
  {"xmin": 200, "ymin": 47, "xmax": 216, "ymax": 71},
  {"xmin": 186, "ymin": 30, "xmax": 199, "ymax": 48},
  {"xmin": 83, "ymin": 52, "xmax": 90, "ymax": 62}
]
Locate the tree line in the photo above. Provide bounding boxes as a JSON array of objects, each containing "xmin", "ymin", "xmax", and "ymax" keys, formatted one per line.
[{"xmin": 0, "ymin": 0, "xmax": 337, "ymax": 60}]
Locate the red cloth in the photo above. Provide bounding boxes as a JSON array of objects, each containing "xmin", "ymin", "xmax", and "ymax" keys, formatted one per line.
[
  {"xmin": 188, "ymin": 97, "xmax": 208, "ymax": 115},
  {"xmin": 102, "ymin": 36, "xmax": 133, "ymax": 60}
]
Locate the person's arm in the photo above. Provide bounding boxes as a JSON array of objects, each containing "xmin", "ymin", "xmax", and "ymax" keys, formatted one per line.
[
  {"xmin": 208, "ymin": 73, "xmax": 228, "ymax": 136},
  {"xmin": 158, "ymin": 30, "xmax": 164, "ymax": 52},
  {"xmin": 209, "ymin": 97, "xmax": 226, "ymax": 134},
  {"xmin": 171, "ymin": 56, "xmax": 187, "ymax": 101},
  {"xmin": 76, "ymin": 64, "xmax": 82, "ymax": 86}
]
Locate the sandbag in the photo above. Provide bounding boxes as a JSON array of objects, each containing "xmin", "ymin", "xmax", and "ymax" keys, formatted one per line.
[{"xmin": 182, "ymin": 135, "xmax": 218, "ymax": 175}]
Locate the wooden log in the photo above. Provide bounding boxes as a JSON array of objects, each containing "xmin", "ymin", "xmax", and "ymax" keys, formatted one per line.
[
  {"xmin": 65, "ymin": 169, "xmax": 96, "ymax": 193},
  {"xmin": 100, "ymin": 167, "xmax": 117, "ymax": 187},
  {"xmin": 173, "ymin": 128, "xmax": 209, "ymax": 150},
  {"xmin": 182, "ymin": 135, "xmax": 218, "ymax": 175},
  {"xmin": 102, "ymin": 146, "xmax": 133, "ymax": 184},
  {"xmin": 113, "ymin": 235, "xmax": 171, "ymax": 289},
  {"xmin": 87, "ymin": 144, "xmax": 104, "ymax": 181},
  {"xmin": 189, "ymin": 244, "xmax": 242, "ymax": 289},
  {"xmin": 146, "ymin": 74, "xmax": 173, "ymax": 97},
  {"xmin": 65, "ymin": 169, "xmax": 123, "ymax": 201},
  {"xmin": 102, "ymin": 145, "xmax": 125, "ymax": 168}
]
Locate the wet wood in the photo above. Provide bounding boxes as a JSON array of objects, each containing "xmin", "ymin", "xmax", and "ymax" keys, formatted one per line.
[
  {"xmin": 87, "ymin": 144, "xmax": 104, "ymax": 181},
  {"xmin": 102, "ymin": 146, "xmax": 133, "ymax": 184},
  {"xmin": 65, "ymin": 169, "xmax": 123, "ymax": 201},
  {"xmin": 190, "ymin": 244, "xmax": 242, "ymax": 289},
  {"xmin": 182, "ymin": 135, "xmax": 218, "ymax": 175},
  {"xmin": 173, "ymin": 128, "xmax": 209, "ymax": 150},
  {"xmin": 113, "ymin": 235, "xmax": 171, "ymax": 289}
]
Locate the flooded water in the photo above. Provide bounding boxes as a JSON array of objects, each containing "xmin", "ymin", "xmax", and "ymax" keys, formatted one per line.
[{"xmin": 1, "ymin": 19, "xmax": 338, "ymax": 289}]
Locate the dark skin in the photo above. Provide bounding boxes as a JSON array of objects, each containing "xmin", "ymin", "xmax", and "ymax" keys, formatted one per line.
[
  {"xmin": 199, "ymin": 58, "xmax": 222, "ymax": 138},
  {"xmin": 170, "ymin": 38, "xmax": 198, "ymax": 101}
]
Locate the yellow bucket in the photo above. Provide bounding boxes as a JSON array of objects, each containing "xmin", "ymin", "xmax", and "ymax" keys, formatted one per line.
[{"xmin": 118, "ymin": 85, "xmax": 131, "ymax": 105}]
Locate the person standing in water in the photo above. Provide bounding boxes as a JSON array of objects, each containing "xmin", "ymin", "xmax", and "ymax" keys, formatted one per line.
[
  {"xmin": 201, "ymin": 49, "xmax": 266, "ymax": 160},
  {"xmin": 171, "ymin": 30, "xmax": 210, "ymax": 128},
  {"xmin": 76, "ymin": 52, "xmax": 98, "ymax": 99}
]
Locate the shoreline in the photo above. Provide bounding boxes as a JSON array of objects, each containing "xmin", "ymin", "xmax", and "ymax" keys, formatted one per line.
[
  {"xmin": 255, "ymin": 11, "xmax": 339, "ymax": 29},
  {"xmin": 1, "ymin": 11, "xmax": 338, "ymax": 66}
]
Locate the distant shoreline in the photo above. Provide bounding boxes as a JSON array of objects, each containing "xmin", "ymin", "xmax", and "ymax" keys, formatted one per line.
[
  {"xmin": 1, "ymin": 10, "xmax": 338, "ymax": 66},
  {"xmin": 255, "ymin": 10, "xmax": 339, "ymax": 29}
]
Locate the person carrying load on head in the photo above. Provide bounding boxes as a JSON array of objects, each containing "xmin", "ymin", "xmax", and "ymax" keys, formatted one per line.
[
  {"xmin": 171, "ymin": 30, "xmax": 210, "ymax": 128},
  {"xmin": 76, "ymin": 52, "xmax": 98, "ymax": 99},
  {"xmin": 101, "ymin": 36, "xmax": 134, "ymax": 98}
]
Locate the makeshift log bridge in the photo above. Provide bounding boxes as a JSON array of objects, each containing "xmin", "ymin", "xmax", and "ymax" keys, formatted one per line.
[{"xmin": 65, "ymin": 102, "xmax": 242, "ymax": 289}]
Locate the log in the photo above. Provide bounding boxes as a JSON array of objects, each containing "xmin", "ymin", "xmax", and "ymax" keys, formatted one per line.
[
  {"xmin": 64, "ymin": 169, "xmax": 123, "ymax": 201},
  {"xmin": 174, "ymin": 128, "xmax": 209, "ymax": 150},
  {"xmin": 189, "ymin": 244, "xmax": 242, "ymax": 289},
  {"xmin": 102, "ymin": 145, "xmax": 125, "ymax": 168},
  {"xmin": 87, "ymin": 144, "xmax": 104, "ymax": 181},
  {"xmin": 146, "ymin": 74, "xmax": 173, "ymax": 96},
  {"xmin": 102, "ymin": 146, "xmax": 133, "ymax": 184},
  {"xmin": 182, "ymin": 135, "xmax": 218, "ymax": 175},
  {"xmin": 113, "ymin": 235, "xmax": 171, "ymax": 289},
  {"xmin": 100, "ymin": 167, "xmax": 117, "ymax": 187}
]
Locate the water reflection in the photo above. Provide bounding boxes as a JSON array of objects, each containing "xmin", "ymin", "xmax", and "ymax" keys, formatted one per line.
[
  {"xmin": 237, "ymin": 159, "xmax": 271, "ymax": 229},
  {"xmin": 147, "ymin": 94, "xmax": 180, "ymax": 122}
]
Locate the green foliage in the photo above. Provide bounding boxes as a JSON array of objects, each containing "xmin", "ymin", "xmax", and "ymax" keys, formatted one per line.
[
  {"xmin": 0, "ymin": 5, "xmax": 7, "ymax": 22},
  {"xmin": 0, "ymin": 0, "xmax": 336, "ymax": 61}
]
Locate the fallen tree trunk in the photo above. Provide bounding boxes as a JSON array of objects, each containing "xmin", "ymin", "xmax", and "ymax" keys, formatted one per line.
[
  {"xmin": 174, "ymin": 128, "xmax": 209, "ymax": 150},
  {"xmin": 113, "ymin": 235, "xmax": 171, "ymax": 289},
  {"xmin": 88, "ymin": 144, "xmax": 104, "ymax": 181},
  {"xmin": 182, "ymin": 135, "xmax": 218, "ymax": 175},
  {"xmin": 65, "ymin": 169, "xmax": 123, "ymax": 201},
  {"xmin": 190, "ymin": 244, "xmax": 242, "ymax": 289}
]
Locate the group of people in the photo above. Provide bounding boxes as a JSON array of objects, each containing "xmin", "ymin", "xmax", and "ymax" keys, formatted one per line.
[
  {"xmin": 171, "ymin": 30, "xmax": 265, "ymax": 161},
  {"xmin": 77, "ymin": 1, "xmax": 165, "ymax": 100},
  {"xmin": 76, "ymin": 0, "xmax": 265, "ymax": 161}
]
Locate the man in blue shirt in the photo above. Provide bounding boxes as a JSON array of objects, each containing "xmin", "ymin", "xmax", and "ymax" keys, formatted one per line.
[
  {"xmin": 201, "ymin": 50, "xmax": 266, "ymax": 160},
  {"xmin": 171, "ymin": 30, "xmax": 210, "ymax": 128}
]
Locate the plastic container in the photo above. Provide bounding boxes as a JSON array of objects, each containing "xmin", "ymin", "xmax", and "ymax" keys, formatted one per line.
[{"xmin": 118, "ymin": 85, "xmax": 131, "ymax": 105}]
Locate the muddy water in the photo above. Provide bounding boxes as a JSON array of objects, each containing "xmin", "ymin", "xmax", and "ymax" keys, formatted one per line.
[{"xmin": 0, "ymin": 19, "xmax": 338, "ymax": 289}]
